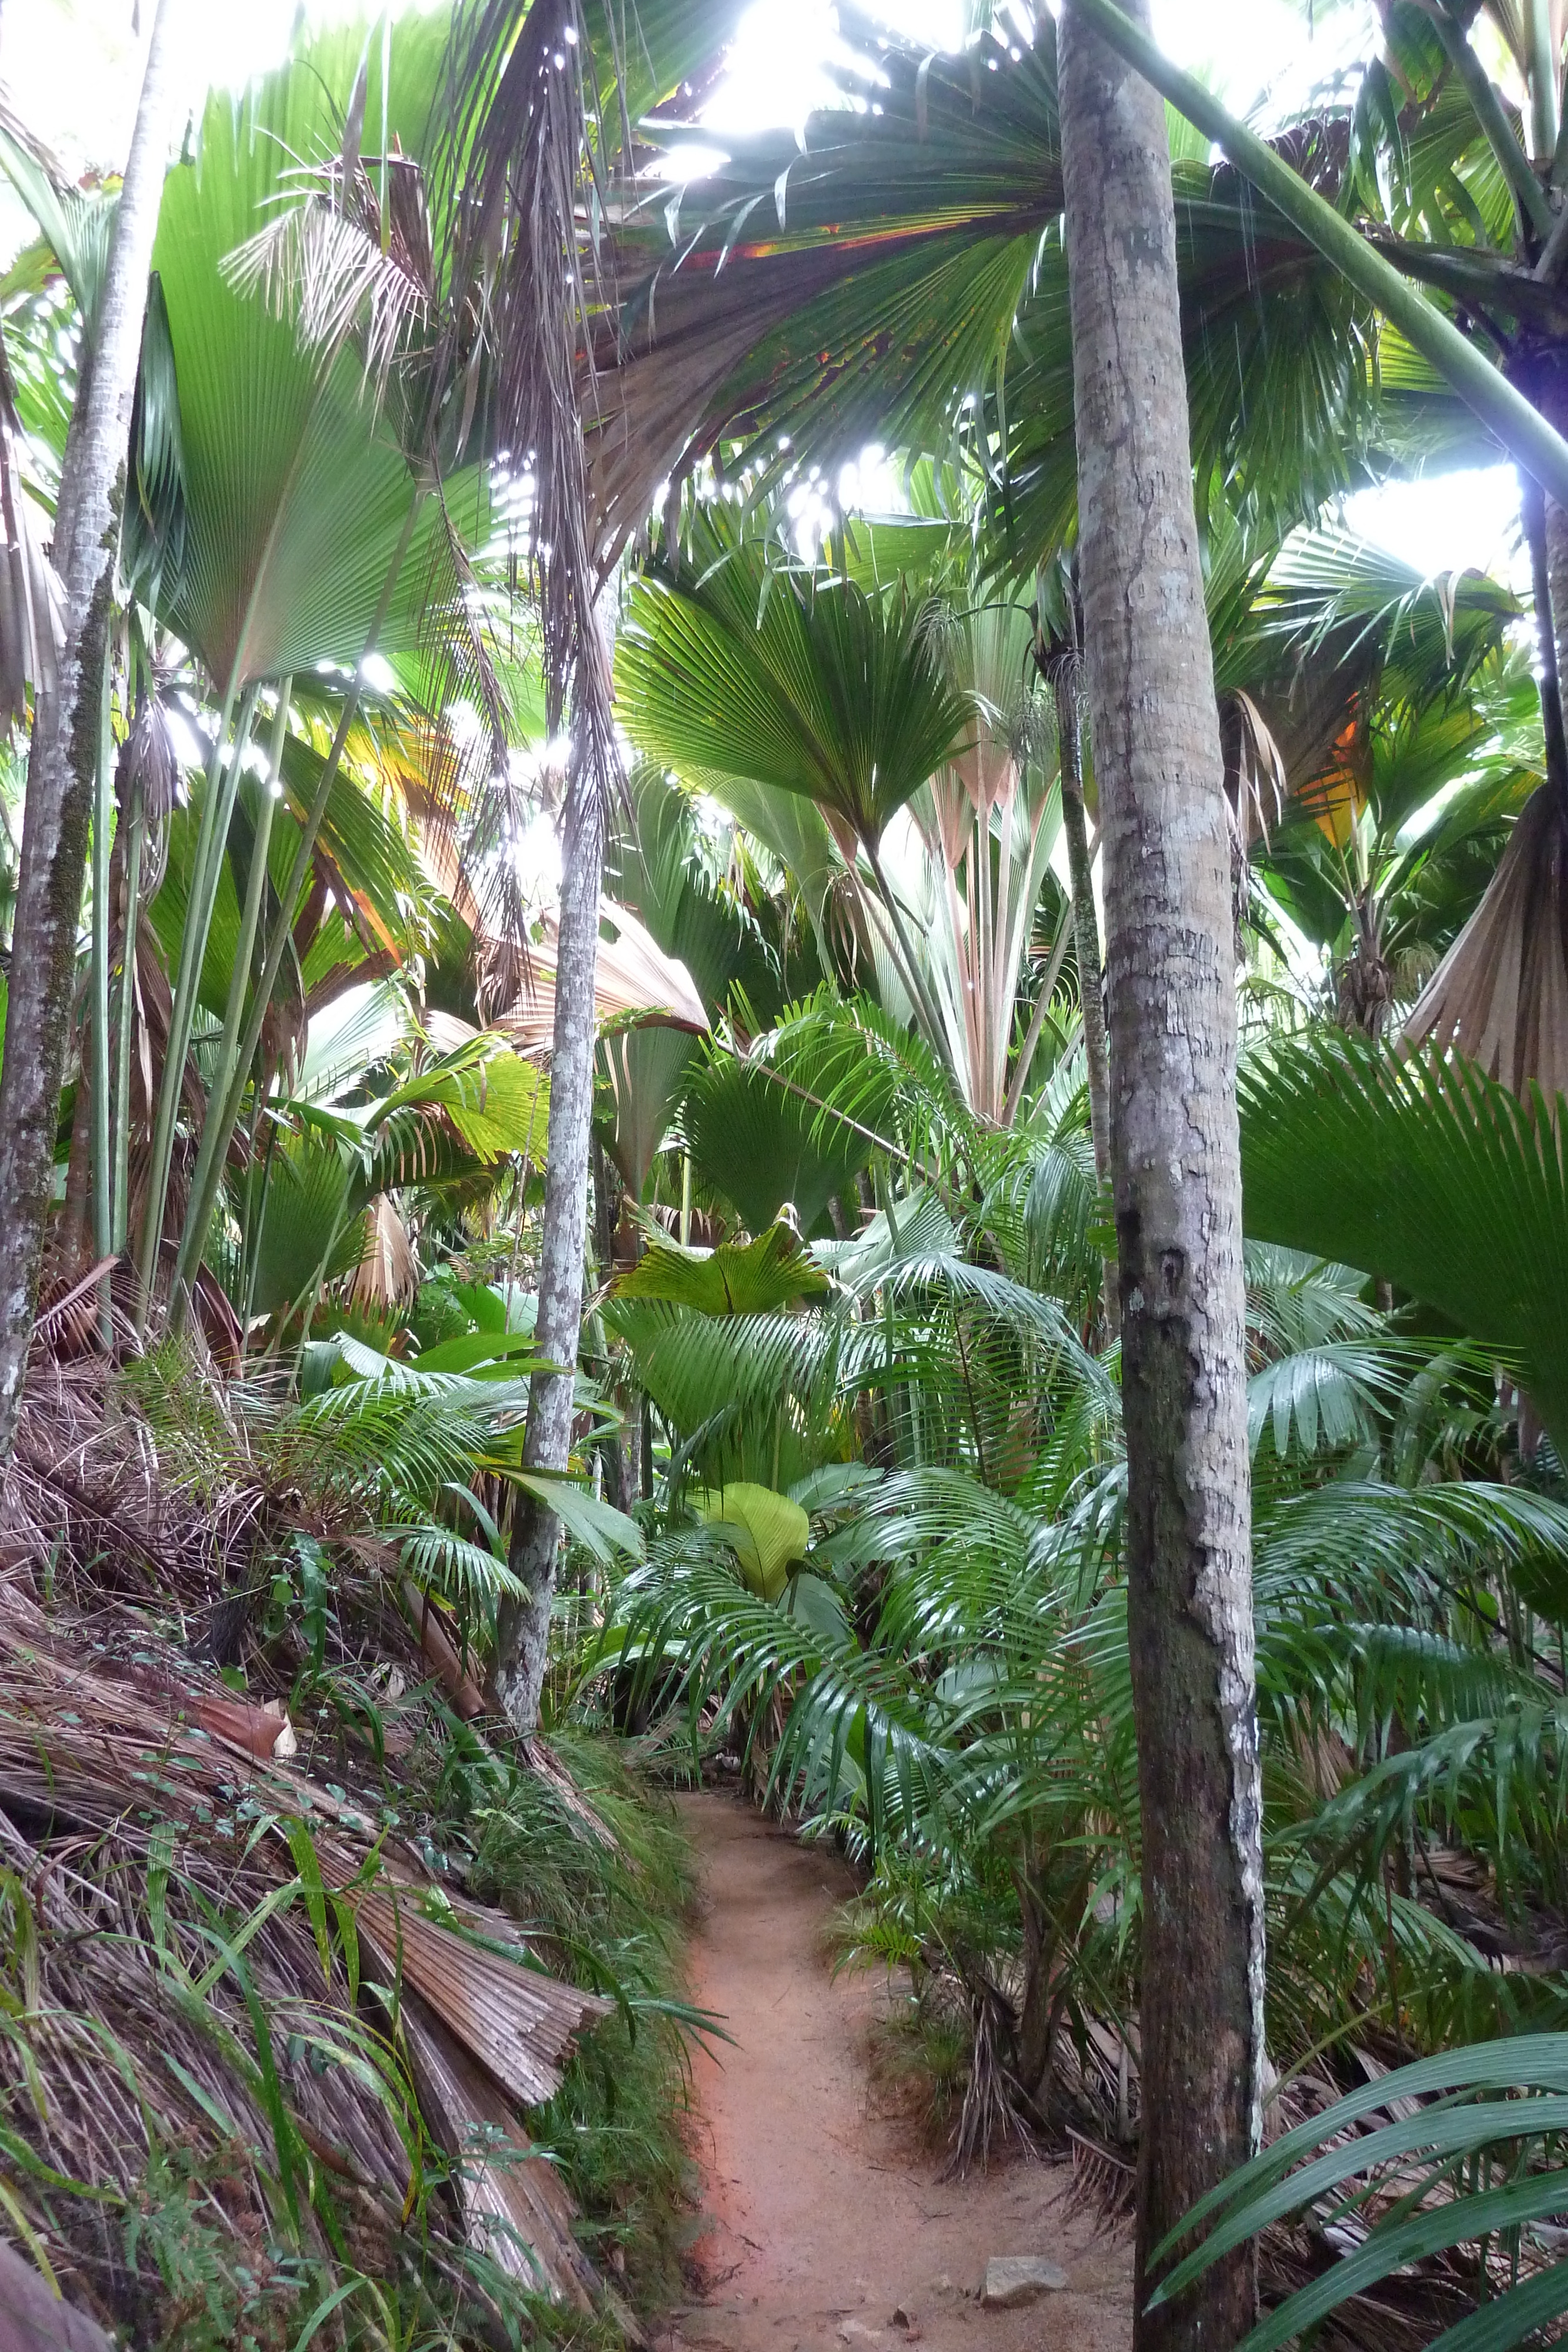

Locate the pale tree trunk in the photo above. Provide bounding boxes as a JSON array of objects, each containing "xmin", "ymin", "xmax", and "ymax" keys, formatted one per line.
[
  {"xmin": 0, "ymin": 0, "xmax": 182, "ymax": 1462},
  {"xmin": 494, "ymin": 772, "xmax": 604, "ymax": 1736},
  {"xmin": 1059, "ymin": 6, "xmax": 1265, "ymax": 2347}
]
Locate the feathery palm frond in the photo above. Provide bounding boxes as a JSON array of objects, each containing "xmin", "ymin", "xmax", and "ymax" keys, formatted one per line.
[{"xmin": 1239, "ymin": 1035, "xmax": 1568, "ymax": 1449}]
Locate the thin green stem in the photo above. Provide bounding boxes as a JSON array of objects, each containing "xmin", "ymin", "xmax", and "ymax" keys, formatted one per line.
[
  {"xmin": 240, "ymin": 1110, "xmax": 279, "ymax": 1353},
  {"xmin": 169, "ymin": 677, "xmax": 292, "ymax": 1328},
  {"xmin": 1069, "ymin": 0, "xmax": 1568, "ymax": 499},
  {"xmin": 134, "ymin": 677, "xmax": 256, "ymax": 1318},
  {"xmin": 1524, "ymin": 0, "xmax": 1560, "ymax": 163},
  {"xmin": 1427, "ymin": 2, "xmax": 1554, "ymax": 242},
  {"xmin": 111, "ymin": 786, "xmax": 143, "ymax": 1255},
  {"xmin": 173, "ymin": 493, "xmax": 424, "ymax": 1316},
  {"xmin": 89, "ymin": 649, "xmax": 113, "ymax": 1267}
]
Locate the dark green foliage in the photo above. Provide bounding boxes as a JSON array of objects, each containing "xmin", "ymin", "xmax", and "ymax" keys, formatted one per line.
[
  {"xmin": 437, "ymin": 1728, "xmax": 701, "ymax": 2312},
  {"xmin": 1240, "ymin": 1035, "xmax": 1568, "ymax": 1450}
]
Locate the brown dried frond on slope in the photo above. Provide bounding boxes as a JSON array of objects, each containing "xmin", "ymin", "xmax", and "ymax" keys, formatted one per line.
[{"xmin": 0, "ymin": 1355, "xmax": 631, "ymax": 2346}]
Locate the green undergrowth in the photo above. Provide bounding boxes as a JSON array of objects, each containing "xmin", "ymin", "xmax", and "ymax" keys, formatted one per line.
[
  {"xmin": 0, "ymin": 1690, "xmax": 700, "ymax": 2349},
  {"xmin": 452, "ymin": 1728, "xmax": 704, "ymax": 2313}
]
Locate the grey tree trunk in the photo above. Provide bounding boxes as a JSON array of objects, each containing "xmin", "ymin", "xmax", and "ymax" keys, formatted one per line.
[
  {"xmin": 1531, "ymin": 369, "xmax": 1568, "ymax": 760},
  {"xmin": 0, "ymin": 0, "xmax": 182, "ymax": 1462},
  {"xmin": 494, "ymin": 771, "xmax": 604, "ymax": 1736},
  {"xmin": 1059, "ymin": 6, "xmax": 1265, "ymax": 2346}
]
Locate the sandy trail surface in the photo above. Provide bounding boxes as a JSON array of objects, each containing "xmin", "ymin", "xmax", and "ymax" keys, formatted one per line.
[{"xmin": 661, "ymin": 1791, "xmax": 1133, "ymax": 2352}]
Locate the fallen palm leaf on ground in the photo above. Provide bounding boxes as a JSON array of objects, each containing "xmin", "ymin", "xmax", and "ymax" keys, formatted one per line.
[{"xmin": 0, "ymin": 1349, "xmax": 647, "ymax": 2344}]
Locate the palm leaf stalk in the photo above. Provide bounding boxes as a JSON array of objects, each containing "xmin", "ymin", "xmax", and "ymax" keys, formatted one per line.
[
  {"xmin": 170, "ymin": 499, "xmax": 425, "ymax": 1322},
  {"xmin": 1059, "ymin": 1, "xmax": 1263, "ymax": 2340},
  {"xmin": 134, "ymin": 681, "xmax": 258, "ymax": 1318},
  {"xmin": 167, "ymin": 679, "xmax": 292, "ymax": 1329},
  {"xmin": 88, "ymin": 646, "xmax": 115, "ymax": 1269},
  {"xmin": 110, "ymin": 780, "xmax": 142, "ymax": 1254},
  {"xmin": 0, "ymin": 0, "xmax": 182, "ymax": 1462},
  {"xmin": 1049, "ymin": 0, "xmax": 1568, "ymax": 505}
]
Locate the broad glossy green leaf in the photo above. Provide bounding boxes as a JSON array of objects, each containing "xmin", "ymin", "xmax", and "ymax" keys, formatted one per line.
[
  {"xmin": 611, "ymin": 1222, "xmax": 830, "ymax": 1315},
  {"xmin": 693, "ymin": 1482, "xmax": 811, "ymax": 1601}
]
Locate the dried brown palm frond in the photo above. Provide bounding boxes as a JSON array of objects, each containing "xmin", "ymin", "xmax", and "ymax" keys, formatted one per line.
[
  {"xmin": 0, "ymin": 1539, "xmax": 616, "ymax": 2332},
  {"xmin": 944, "ymin": 1965, "xmax": 1034, "ymax": 2179},
  {"xmin": 351, "ymin": 1192, "xmax": 418, "ymax": 1309},
  {"xmin": 1221, "ymin": 686, "xmax": 1288, "ymax": 951},
  {"xmin": 222, "ymin": 111, "xmax": 437, "ymax": 412},
  {"xmin": 116, "ymin": 671, "xmax": 182, "ymax": 824},
  {"xmin": 1063, "ymin": 2129, "xmax": 1136, "ymax": 2231},
  {"xmin": 1400, "ymin": 782, "xmax": 1568, "ymax": 1104}
]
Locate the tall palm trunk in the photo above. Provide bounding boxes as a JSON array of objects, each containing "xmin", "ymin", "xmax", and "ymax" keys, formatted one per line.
[
  {"xmin": 1059, "ymin": 6, "xmax": 1265, "ymax": 2345},
  {"xmin": 1529, "ymin": 364, "xmax": 1568, "ymax": 779},
  {"xmin": 0, "ymin": 0, "xmax": 181, "ymax": 1461},
  {"xmin": 494, "ymin": 773, "xmax": 604, "ymax": 1736}
]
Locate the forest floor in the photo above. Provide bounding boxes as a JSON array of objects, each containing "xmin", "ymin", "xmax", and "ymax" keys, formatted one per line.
[{"xmin": 658, "ymin": 1792, "xmax": 1134, "ymax": 2352}]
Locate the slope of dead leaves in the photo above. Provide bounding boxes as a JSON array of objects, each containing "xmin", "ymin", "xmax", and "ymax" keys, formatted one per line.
[{"xmin": 0, "ymin": 1344, "xmax": 643, "ymax": 2349}]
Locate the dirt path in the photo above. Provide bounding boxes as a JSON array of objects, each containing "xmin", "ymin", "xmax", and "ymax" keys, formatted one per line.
[{"xmin": 664, "ymin": 1792, "xmax": 1133, "ymax": 2352}]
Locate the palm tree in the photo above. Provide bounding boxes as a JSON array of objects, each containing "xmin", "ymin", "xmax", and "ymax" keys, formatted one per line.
[
  {"xmin": 615, "ymin": 506, "xmax": 1086, "ymax": 1120},
  {"xmin": 409, "ymin": 0, "xmax": 735, "ymax": 1738},
  {"xmin": 1058, "ymin": 6, "xmax": 1262, "ymax": 2346},
  {"xmin": 0, "ymin": 0, "xmax": 181, "ymax": 1462}
]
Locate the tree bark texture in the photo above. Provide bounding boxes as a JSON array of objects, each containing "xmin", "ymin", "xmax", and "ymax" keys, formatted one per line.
[
  {"xmin": 1059, "ymin": 7, "xmax": 1265, "ymax": 2346},
  {"xmin": 1528, "ymin": 366, "xmax": 1568, "ymax": 799},
  {"xmin": 0, "ymin": 0, "xmax": 181, "ymax": 1462},
  {"xmin": 494, "ymin": 773, "xmax": 605, "ymax": 1736}
]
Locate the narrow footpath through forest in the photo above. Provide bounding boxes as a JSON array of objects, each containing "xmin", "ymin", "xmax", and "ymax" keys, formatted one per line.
[{"xmin": 661, "ymin": 1793, "xmax": 1134, "ymax": 2352}]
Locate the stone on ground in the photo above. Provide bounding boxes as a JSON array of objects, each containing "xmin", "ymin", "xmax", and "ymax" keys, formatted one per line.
[{"xmin": 979, "ymin": 2255, "xmax": 1069, "ymax": 2308}]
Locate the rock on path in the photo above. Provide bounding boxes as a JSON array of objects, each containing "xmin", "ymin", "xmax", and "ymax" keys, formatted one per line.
[{"xmin": 661, "ymin": 1791, "xmax": 1133, "ymax": 2352}]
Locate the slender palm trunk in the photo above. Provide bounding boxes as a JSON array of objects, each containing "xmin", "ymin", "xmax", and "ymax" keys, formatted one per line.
[
  {"xmin": 1529, "ymin": 368, "xmax": 1568, "ymax": 787},
  {"xmin": 1060, "ymin": 6, "xmax": 1265, "ymax": 2344},
  {"xmin": 0, "ymin": 0, "xmax": 182, "ymax": 1461},
  {"xmin": 494, "ymin": 769, "xmax": 604, "ymax": 1736},
  {"xmin": 1520, "ymin": 475, "xmax": 1568, "ymax": 808},
  {"xmin": 89, "ymin": 650, "xmax": 115, "ymax": 1265}
]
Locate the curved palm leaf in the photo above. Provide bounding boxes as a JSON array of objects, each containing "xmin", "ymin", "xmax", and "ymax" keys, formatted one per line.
[
  {"xmin": 617, "ymin": 515, "xmax": 971, "ymax": 850},
  {"xmin": 1239, "ymin": 1035, "xmax": 1568, "ymax": 1450}
]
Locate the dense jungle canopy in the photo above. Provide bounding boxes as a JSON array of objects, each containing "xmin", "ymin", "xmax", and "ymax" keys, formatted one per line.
[{"xmin": 11, "ymin": 2, "xmax": 1568, "ymax": 2348}]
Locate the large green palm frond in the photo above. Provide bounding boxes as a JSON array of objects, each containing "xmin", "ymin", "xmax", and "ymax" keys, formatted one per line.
[
  {"xmin": 143, "ymin": 24, "xmax": 485, "ymax": 692},
  {"xmin": 1238, "ymin": 1035, "xmax": 1568, "ymax": 1449},
  {"xmin": 1155, "ymin": 2039, "xmax": 1568, "ymax": 2352},
  {"xmin": 680, "ymin": 1048, "xmax": 880, "ymax": 1239},
  {"xmin": 617, "ymin": 513, "xmax": 971, "ymax": 848}
]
